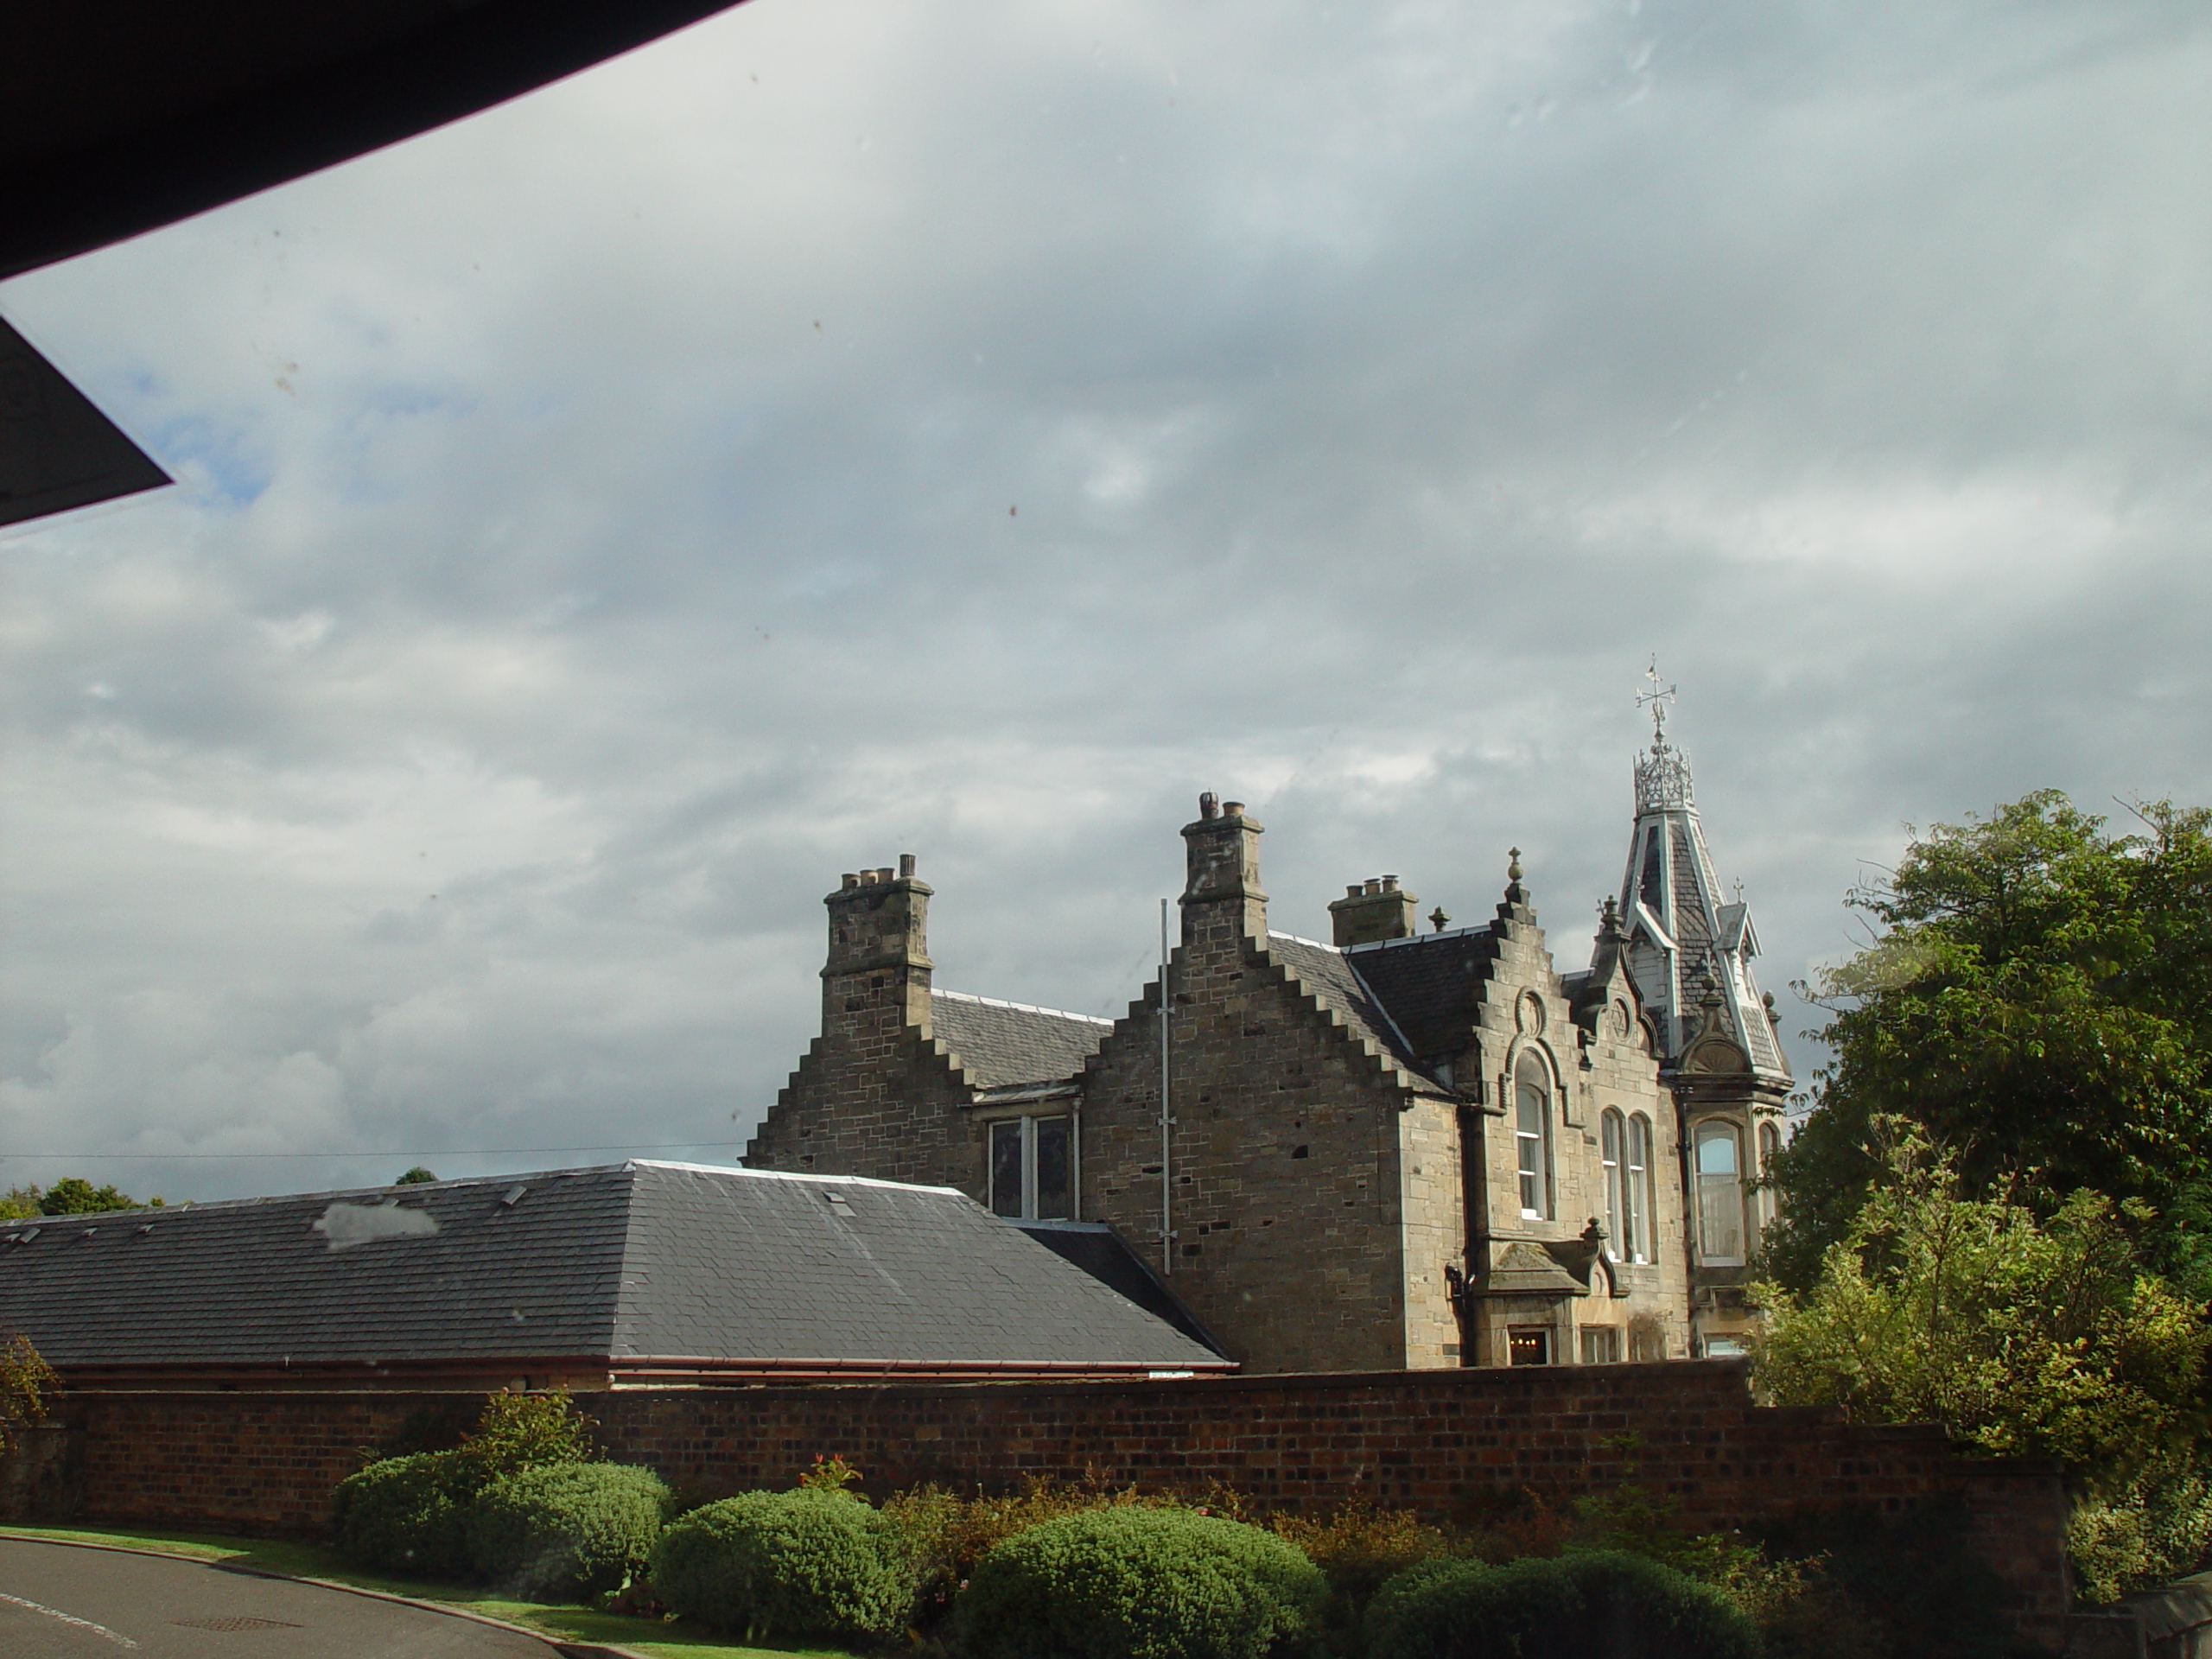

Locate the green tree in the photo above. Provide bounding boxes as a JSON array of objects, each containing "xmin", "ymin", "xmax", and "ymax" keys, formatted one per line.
[
  {"xmin": 1752, "ymin": 1127, "xmax": 2212, "ymax": 1600},
  {"xmin": 0, "ymin": 1332, "xmax": 57, "ymax": 1456},
  {"xmin": 36, "ymin": 1177, "xmax": 137, "ymax": 1215},
  {"xmin": 394, "ymin": 1166, "xmax": 438, "ymax": 1185},
  {"xmin": 0, "ymin": 1186, "xmax": 39, "ymax": 1221},
  {"xmin": 1763, "ymin": 791, "xmax": 2212, "ymax": 1292}
]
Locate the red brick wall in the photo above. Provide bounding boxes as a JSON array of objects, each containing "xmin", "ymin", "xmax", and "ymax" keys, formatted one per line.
[{"xmin": 56, "ymin": 1360, "xmax": 2071, "ymax": 1638}]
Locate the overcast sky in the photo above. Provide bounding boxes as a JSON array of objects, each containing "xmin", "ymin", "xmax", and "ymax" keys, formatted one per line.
[{"xmin": 3, "ymin": 0, "xmax": 2207, "ymax": 1203}]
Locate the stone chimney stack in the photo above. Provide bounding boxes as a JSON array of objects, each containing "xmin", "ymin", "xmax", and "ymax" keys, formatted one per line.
[
  {"xmin": 1179, "ymin": 792, "xmax": 1268, "ymax": 953},
  {"xmin": 1328, "ymin": 874, "xmax": 1419, "ymax": 947},
  {"xmin": 822, "ymin": 854, "xmax": 932, "ymax": 1039}
]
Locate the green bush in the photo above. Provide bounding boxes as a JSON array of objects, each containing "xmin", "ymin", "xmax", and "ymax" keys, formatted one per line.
[
  {"xmin": 466, "ymin": 1461, "xmax": 671, "ymax": 1600},
  {"xmin": 333, "ymin": 1451, "xmax": 478, "ymax": 1578},
  {"xmin": 458, "ymin": 1388, "xmax": 594, "ymax": 1479},
  {"xmin": 953, "ymin": 1505, "xmax": 1327, "ymax": 1659},
  {"xmin": 1362, "ymin": 1550, "xmax": 1760, "ymax": 1659},
  {"xmin": 650, "ymin": 1487, "xmax": 910, "ymax": 1642},
  {"xmin": 334, "ymin": 1391, "xmax": 602, "ymax": 1581}
]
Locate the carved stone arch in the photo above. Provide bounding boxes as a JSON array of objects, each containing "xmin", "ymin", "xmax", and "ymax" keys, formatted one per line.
[{"xmin": 1504, "ymin": 1034, "xmax": 1564, "ymax": 1109}]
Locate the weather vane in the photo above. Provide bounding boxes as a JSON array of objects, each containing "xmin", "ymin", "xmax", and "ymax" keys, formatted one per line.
[{"xmin": 1637, "ymin": 658, "xmax": 1677, "ymax": 746}]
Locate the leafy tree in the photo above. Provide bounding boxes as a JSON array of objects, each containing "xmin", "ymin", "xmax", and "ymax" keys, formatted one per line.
[
  {"xmin": 1763, "ymin": 792, "xmax": 2212, "ymax": 1292},
  {"xmin": 0, "ymin": 1332, "xmax": 57, "ymax": 1456},
  {"xmin": 0, "ymin": 1186, "xmax": 37, "ymax": 1221},
  {"xmin": 395, "ymin": 1166, "xmax": 438, "ymax": 1185},
  {"xmin": 36, "ymin": 1177, "xmax": 137, "ymax": 1215},
  {"xmin": 1752, "ymin": 1126, "xmax": 2212, "ymax": 1600}
]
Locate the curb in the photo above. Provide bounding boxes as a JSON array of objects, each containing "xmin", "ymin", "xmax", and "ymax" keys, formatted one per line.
[{"xmin": 0, "ymin": 1529, "xmax": 655, "ymax": 1658}]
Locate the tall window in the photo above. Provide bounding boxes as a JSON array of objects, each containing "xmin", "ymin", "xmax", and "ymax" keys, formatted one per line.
[
  {"xmin": 1514, "ymin": 1053, "xmax": 1551, "ymax": 1220},
  {"xmin": 1624, "ymin": 1113, "xmax": 1653, "ymax": 1263},
  {"xmin": 1600, "ymin": 1109, "xmax": 1625, "ymax": 1258},
  {"xmin": 988, "ymin": 1115, "xmax": 1073, "ymax": 1221},
  {"xmin": 1758, "ymin": 1121, "xmax": 1782, "ymax": 1228},
  {"xmin": 1696, "ymin": 1122, "xmax": 1745, "ymax": 1265}
]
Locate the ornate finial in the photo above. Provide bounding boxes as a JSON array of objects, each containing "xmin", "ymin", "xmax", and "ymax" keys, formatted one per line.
[
  {"xmin": 1598, "ymin": 894, "xmax": 1624, "ymax": 938},
  {"xmin": 1637, "ymin": 658, "xmax": 1677, "ymax": 749},
  {"xmin": 1631, "ymin": 664, "xmax": 1694, "ymax": 813},
  {"xmin": 1507, "ymin": 847, "xmax": 1522, "ymax": 881},
  {"xmin": 1429, "ymin": 906, "xmax": 1451, "ymax": 932}
]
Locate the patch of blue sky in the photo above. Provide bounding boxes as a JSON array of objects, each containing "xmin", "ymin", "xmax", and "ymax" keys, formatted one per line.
[{"xmin": 151, "ymin": 411, "xmax": 273, "ymax": 508}]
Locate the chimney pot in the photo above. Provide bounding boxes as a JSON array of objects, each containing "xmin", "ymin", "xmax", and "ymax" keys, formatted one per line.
[
  {"xmin": 877, "ymin": 867, "xmax": 895, "ymax": 884},
  {"xmin": 1223, "ymin": 800, "xmax": 1245, "ymax": 818},
  {"xmin": 1345, "ymin": 885, "xmax": 1363, "ymax": 899},
  {"xmin": 1382, "ymin": 874, "xmax": 1399, "ymax": 892},
  {"xmin": 898, "ymin": 854, "xmax": 917, "ymax": 880},
  {"xmin": 861, "ymin": 869, "xmax": 880, "ymax": 886},
  {"xmin": 1199, "ymin": 791, "xmax": 1219, "ymax": 820},
  {"xmin": 842, "ymin": 874, "xmax": 861, "ymax": 890},
  {"xmin": 1363, "ymin": 878, "xmax": 1381, "ymax": 895}
]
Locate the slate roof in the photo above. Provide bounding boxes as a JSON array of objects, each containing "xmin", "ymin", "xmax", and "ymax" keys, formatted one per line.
[
  {"xmin": 930, "ymin": 990, "xmax": 1110, "ymax": 1090},
  {"xmin": 1014, "ymin": 1220, "xmax": 1226, "ymax": 1356},
  {"xmin": 0, "ymin": 1161, "xmax": 1230, "ymax": 1378},
  {"xmin": 1266, "ymin": 932, "xmax": 1452, "ymax": 1092},
  {"xmin": 1336, "ymin": 928, "xmax": 1500, "ymax": 1068}
]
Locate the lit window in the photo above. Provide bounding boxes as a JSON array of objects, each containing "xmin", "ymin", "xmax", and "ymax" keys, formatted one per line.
[
  {"xmin": 1514, "ymin": 1053, "xmax": 1551, "ymax": 1221},
  {"xmin": 1580, "ymin": 1326, "xmax": 1621, "ymax": 1365},
  {"xmin": 1624, "ymin": 1113, "xmax": 1653, "ymax": 1263},
  {"xmin": 1696, "ymin": 1122, "xmax": 1745, "ymax": 1266},
  {"xmin": 1600, "ymin": 1109, "xmax": 1625, "ymax": 1258},
  {"xmin": 988, "ymin": 1115, "xmax": 1074, "ymax": 1220},
  {"xmin": 1508, "ymin": 1327, "xmax": 1551, "ymax": 1366}
]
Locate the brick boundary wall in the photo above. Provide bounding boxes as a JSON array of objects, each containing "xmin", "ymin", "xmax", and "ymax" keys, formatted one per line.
[{"xmin": 40, "ymin": 1360, "xmax": 2073, "ymax": 1646}]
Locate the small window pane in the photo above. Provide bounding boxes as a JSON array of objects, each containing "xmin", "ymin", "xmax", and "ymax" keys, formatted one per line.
[
  {"xmin": 1508, "ymin": 1328, "xmax": 1550, "ymax": 1366},
  {"xmin": 1580, "ymin": 1327, "xmax": 1621, "ymax": 1364},
  {"xmin": 989, "ymin": 1121, "xmax": 1024, "ymax": 1218},
  {"xmin": 1033, "ymin": 1116, "xmax": 1072, "ymax": 1219}
]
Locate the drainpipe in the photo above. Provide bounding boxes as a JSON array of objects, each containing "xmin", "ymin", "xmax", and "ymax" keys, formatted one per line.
[{"xmin": 1160, "ymin": 897, "xmax": 1173, "ymax": 1274}]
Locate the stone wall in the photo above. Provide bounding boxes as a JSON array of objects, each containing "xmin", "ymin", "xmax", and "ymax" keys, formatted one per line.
[
  {"xmin": 39, "ymin": 1361, "xmax": 2069, "ymax": 1643},
  {"xmin": 1077, "ymin": 941, "xmax": 1423, "ymax": 1375}
]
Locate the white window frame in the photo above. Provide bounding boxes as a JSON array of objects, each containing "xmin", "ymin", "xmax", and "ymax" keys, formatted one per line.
[
  {"xmin": 988, "ymin": 1114, "xmax": 1076, "ymax": 1221},
  {"xmin": 1624, "ymin": 1112, "xmax": 1654, "ymax": 1263},
  {"xmin": 1513, "ymin": 1052, "xmax": 1552, "ymax": 1221},
  {"xmin": 1600, "ymin": 1108, "xmax": 1625, "ymax": 1258},
  {"xmin": 1696, "ymin": 1121, "xmax": 1746, "ymax": 1267}
]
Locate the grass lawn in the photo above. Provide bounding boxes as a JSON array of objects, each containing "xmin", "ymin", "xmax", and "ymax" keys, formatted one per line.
[{"xmin": 0, "ymin": 1522, "xmax": 862, "ymax": 1659}]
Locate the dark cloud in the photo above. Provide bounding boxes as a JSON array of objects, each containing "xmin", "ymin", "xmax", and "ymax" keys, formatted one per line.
[{"xmin": 2, "ymin": 0, "xmax": 2206, "ymax": 1199}]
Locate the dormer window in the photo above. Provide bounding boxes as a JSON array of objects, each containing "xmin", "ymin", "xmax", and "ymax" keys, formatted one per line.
[{"xmin": 988, "ymin": 1115, "xmax": 1073, "ymax": 1221}]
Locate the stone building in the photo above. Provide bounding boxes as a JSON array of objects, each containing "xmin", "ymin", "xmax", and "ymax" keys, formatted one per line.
[{"xmin": 746, "ymin": 719, "xmax": 1789, "ymax": 1373}]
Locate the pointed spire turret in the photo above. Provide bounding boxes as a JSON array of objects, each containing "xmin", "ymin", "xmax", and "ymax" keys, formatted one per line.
[{"xmin": 1613, "ymin": 672, "xmax": 1789, "ymax": 1088}]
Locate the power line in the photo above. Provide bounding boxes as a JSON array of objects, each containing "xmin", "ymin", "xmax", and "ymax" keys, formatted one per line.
[{"xmin": 0, "ymin": 1142, "xmax": 747, "ymax": 1162}]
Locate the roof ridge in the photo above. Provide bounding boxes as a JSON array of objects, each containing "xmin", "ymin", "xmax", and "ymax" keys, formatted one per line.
[
  {"xmin": 931, "ymin": 988, "xmax": 1115, "ymax": 1027},
  {"xmin": 629, "ymin": 1160, "xmax": 966, "ymax": 1195},
  {"xmin": 1340, "ymin": 925, "xmax": 1488, "ymax": 952}
]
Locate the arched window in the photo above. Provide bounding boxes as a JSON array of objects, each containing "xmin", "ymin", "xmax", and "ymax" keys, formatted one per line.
[
  {"xmin": 1696, "ymin": 1122, "xmax": 1746, "ymax": 1266},
  {"xmin": 1600, "ymin": 1109, "xmax": 1625, "ymax": 1258},
  {"xmin": 1514, "ymin": 1052, "xmax": 1552, "ymax": 1221},
  {"xmin": 1624, "ymin": 1113, "xmax": 1652, "ymax": 1263}
]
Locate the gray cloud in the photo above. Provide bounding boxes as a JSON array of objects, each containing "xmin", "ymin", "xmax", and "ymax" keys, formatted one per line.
[{"xmin": 2, "ymin": 0, "xmax": 2207, "ymax": 1200}]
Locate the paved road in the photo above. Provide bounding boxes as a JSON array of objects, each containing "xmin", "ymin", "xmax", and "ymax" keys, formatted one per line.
[{"xmin": 0, "ymin": 1538, "xmax": 562, "ymax": 1658}]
